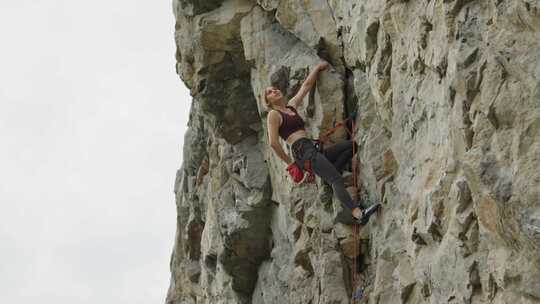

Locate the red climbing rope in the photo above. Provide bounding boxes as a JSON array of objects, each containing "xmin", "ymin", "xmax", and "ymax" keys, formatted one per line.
[
  {"xmin": 318, "ymin": 117, "xmax": 353, "ymax": 145},
  {"xmin": 351, "ymin": 119, "xmax": 359, "ymax": 304},
  {"xmin": 317, "ymin": 113, "xmax": 362, "ymax": 303}
]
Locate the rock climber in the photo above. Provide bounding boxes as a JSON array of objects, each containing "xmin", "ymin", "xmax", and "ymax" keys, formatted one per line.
[{"xmin": 263, "ymin": 60, "xmax": 380, "ymax": 225}]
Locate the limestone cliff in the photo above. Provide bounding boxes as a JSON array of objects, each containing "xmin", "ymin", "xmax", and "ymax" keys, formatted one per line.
[{"xmin": 166, "ymin": 1, "xmax": 540, "ymax": 303}]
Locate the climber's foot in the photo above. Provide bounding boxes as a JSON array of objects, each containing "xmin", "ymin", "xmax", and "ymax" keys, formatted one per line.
[
  {"xmin": 355, "ymin": 203, "xmax": 381, "ymax": 225},
  {"xmin": 352, "ymin": 286, "xmax": 364, "ymax": 300},
  {"xmin": 352, "ymin": 207, "xmax": 362, "ymax": 220}
]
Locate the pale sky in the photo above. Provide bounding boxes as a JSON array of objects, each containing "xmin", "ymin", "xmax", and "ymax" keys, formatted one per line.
[{"xmin": 0, "ymin": 1, "xmax": 189, "ymax": 303}]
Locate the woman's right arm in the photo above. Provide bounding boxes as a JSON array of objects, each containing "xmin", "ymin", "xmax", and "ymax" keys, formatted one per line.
[
  {"xmin": 267, "ymin": 111, "xmax": 294, "ymax": 165},
  {"xmin": 288, "ymin": 60, "xmax": 329, "ymax": 109}
]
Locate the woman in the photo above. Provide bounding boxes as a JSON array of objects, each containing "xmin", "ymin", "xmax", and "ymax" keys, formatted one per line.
[{"xmin": 264, "ymin": 60, "xmax": 380, "ymax": 224}]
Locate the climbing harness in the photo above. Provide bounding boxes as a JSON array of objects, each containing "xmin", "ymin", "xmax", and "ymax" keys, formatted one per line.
[{"xmin": 287, "ymin": 115, "xmax": 356, "ymax": 185}]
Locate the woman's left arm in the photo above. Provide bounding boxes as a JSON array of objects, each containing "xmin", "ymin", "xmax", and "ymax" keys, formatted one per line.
[{"xmin": 288, "ymin": 60, "xmax": 329, "ymax": 108}]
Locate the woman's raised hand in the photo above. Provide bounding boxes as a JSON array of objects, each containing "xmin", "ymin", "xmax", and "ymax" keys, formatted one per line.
[
  {"xmin": 316, "ymin": 60, "xmax": 329, "ymax": 71},
  {"xmin": 288, "ymin": 59, "xmax": 329, "ymax": 108}
]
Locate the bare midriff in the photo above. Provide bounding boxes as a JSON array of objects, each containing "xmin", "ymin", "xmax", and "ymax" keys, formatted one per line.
[{"xmin": 285, "ymin": 129, "xmax": 308, "ymax": 146}]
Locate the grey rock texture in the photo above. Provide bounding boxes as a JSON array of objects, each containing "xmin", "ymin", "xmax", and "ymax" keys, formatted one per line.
[{"xmin": 167, "ymin": 1, "xmax": 540, "ymax": 303}]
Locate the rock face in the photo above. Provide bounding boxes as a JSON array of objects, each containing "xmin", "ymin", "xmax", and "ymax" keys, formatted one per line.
[{"xmin": 167, "ymin": 1, "xmax": 540, "ymax": 303}]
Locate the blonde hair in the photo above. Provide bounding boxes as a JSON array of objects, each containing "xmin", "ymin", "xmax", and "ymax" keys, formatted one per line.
[{"xmin": 261, "ymin": 87, "xmax": 273, "ymax": 111}]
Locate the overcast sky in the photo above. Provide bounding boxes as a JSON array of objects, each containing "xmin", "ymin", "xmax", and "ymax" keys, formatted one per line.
[{"xmin": 0, "ymin": 1, "xmax": 189, "ymax": 303}]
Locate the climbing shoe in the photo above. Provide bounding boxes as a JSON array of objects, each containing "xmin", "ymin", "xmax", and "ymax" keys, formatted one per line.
[
  {"xmin": 352, "ymin": 286, "xmax": 364, "ymax": 300},
  {"xmin": 356, "ymin": 203, "xmax": 381, "ymax": 225}
]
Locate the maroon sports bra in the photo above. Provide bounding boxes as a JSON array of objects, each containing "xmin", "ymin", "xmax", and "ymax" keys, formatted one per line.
[{"xmin": 277, "ymin": 106, "xmax": 305, "ymax": 140}]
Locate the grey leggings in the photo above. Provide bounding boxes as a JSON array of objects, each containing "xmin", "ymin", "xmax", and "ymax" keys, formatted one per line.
[{"xmin": 291, "ymin": 138, "xmax": 358, "ymax": 210}]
